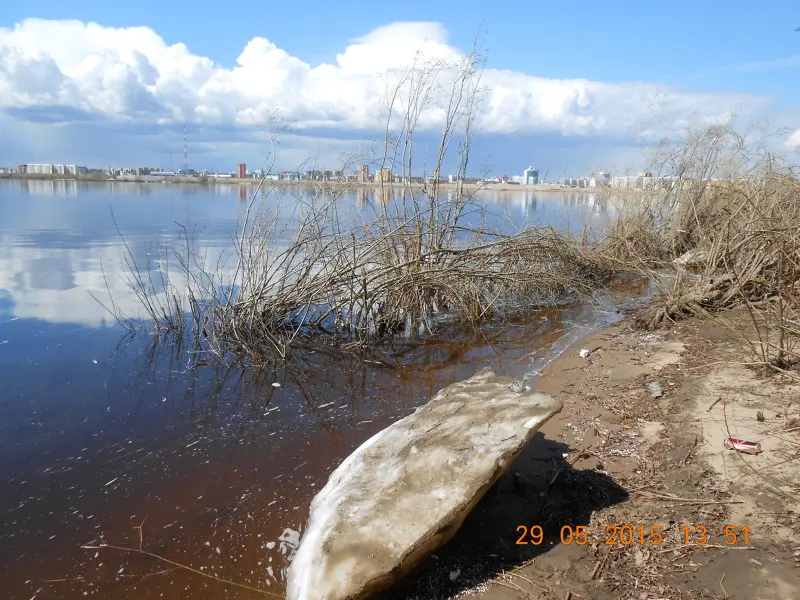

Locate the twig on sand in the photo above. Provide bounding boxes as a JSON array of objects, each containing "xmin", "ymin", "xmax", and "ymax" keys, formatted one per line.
[
  {"xmin": 719, "ymin": 573, "xmax": 729, "ymax": 598},
  {"xmin": 762, "ymin": 424, "xmax": 800, "ymax": 435},
  {"xmin": 682, "ymin": 434, "xmax": 699, "ymax": 466},
  {"xmin": 634, "ymin": 490, "xmax": 743, "ymax": 505},
  {"xmin": 496, "ymin": 574, "xmax": 528, "ymax": 596},
  {"xmin": 504, "ymin": 569, "xmax": 549, "ymax": 594},
  {"xmin": 119, "ymin": 567, "xmax": 178, "ymax": 582},
  {"xmin": 707, "ymin": 397, "xmax": 722, "ymax": 412},
  {"xmin": 568, "ymin": 445, "xmax": 594, "ymax": 465},
  {"xmin": 656, "ymin": 543, "xmax": 753, "ymax": 554},
  {"xmin": 750, "ymin": 453, "xmax": 800, "ymax": 473},
  {"xmin": 591, "ymin": 547, "xmax": 613, "ymax": 580},
  {"xmin": 504, "ymin": 569, "xmax": 536, "ymax": 587}
]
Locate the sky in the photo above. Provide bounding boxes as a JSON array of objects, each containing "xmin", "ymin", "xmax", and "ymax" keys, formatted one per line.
[{"xmin": 1, "ymin": 0, "xmax": 799, "ymax": 177}]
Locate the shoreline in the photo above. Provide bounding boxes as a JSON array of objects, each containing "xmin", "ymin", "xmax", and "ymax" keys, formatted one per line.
[
  {"xmin": 0, "ymin": 173, "xmax": 590, "ymax": 193},
  {"xmin": 391, "ymin": 311, "xmax": 800, "ymax": 599}
]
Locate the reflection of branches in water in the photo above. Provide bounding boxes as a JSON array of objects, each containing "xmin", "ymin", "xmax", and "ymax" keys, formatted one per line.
[
  {"xmin": 101, "ymin": 299, "xmax": 584, "ymax": 453},
  {"xmin": 109, "ymin": 333, "xmax": 342, "ymax": 426},
  {"xmin": 376, "ymin": 306, "xmax": 570, "ymax": 369}
]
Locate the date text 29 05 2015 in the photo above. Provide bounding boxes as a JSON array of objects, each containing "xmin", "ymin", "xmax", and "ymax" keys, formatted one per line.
[{"xmin": 516, "ymin": 525, "xmax": 751, "ymax": 546}]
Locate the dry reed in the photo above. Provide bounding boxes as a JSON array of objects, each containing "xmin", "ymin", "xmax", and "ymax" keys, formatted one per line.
[{"xmin": 600, "ymin": 124, "xmax": 800, "ymax": 374}]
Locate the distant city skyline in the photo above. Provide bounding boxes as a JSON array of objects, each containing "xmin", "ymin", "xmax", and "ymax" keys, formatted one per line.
[
  {"xmin": 5, "ymin": 159, "xmax": 558, "ymax": 180},
  {"xmin": 5, "ymin": 160, "xmax": 541, "ymax": 180},
  {"xmin": 2, "ymin": 160, "xmax": 675, "ymax": 190},
  {"xmin": 1, "ymin": 3, "xmax": 799, "ymax": 174}
]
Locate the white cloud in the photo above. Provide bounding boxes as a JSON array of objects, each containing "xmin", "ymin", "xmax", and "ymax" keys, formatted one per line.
[
  {"xmin": 786, "ymin": 129, "xmax": 800, "ymax": 149},
  {"xmin": 732, "ymin": 55, "xmax": 800, "ymax": 73},
  {"xmin": 336, "ymin": 22, "xmax": 459, "ymax": 75},
  {"xmin": 0, "ymin": 18, "xmax": 777, "ymax": 144}
]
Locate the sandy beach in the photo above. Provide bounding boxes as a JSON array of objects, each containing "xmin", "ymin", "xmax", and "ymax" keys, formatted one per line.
[{"xmin": 385, "ymin": 310, "xmax": 800, "ymax": 599}]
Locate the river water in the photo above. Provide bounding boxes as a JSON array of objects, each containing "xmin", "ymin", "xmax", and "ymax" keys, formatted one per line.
[{"xmin": 0, "ymin": 179, "xmax": 636, "ymax": 599}]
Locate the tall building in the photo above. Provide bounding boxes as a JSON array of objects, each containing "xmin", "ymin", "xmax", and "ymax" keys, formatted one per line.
[
  {"xmin": 375, "ymin": 168, "xmax": 392, "ymax": 183},
  {"xmin": 237, "ymin": 163, "xmax": 247, "ymax": 179},
  {"xmin": 357, "ymin": 164, "xmax": 370, "ymax": 183},
  {"xmin": 27, "ymin": 164, "xmax": 55, "ymax": 175},
  {"xmin": 522, "ymin": 166, "xmax": 539, "ymax": 185}
]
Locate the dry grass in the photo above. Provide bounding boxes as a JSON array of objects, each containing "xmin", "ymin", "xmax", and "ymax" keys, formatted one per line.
[{"xmin": 600, "ymin": 124, "xmax": 800, "ymax": 376}]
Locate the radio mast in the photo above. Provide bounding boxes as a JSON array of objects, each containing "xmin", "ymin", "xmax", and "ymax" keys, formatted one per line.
[{"xmin": 183, "ymin": 124, "xmax": 188, "ymax": 172}]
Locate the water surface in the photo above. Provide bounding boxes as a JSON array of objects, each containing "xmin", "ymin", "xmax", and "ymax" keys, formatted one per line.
[{"xmin": 0, "ymin": 180, "xmax": 627, "ymax": 599}]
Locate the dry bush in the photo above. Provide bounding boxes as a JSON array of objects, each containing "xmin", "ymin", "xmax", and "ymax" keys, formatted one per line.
[
  {"xmin": 101, "ymin": 46, "xmax": 618, "ymax": 366},
  {"xmin": 642, "ymin": 173, "xmax": 800, "ymax": 371},
  {"xmin": 601, "ymin": 124, "xmax": 800, "ymax": 373},
  {"xmin": 209, "ymin": 188, "xmax": 615, "ymax": 363},
  {"xmin": 597, "ymin": 201, "xmax": 672, "ymax": 267},
  {"xmin": 107, "ymin": 182, "xmax": 615, "ymax": 365}
]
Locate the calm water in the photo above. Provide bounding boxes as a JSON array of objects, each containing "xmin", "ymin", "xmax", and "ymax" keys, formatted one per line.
[{"xmin": 0, "ymin": 179, "xmax": 625, "ymax": 599}]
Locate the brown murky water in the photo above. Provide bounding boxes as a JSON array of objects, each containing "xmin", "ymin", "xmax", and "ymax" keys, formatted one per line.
[
  {"xmin": 0, "ymin": 180, "xmax": 637, "ymax": 599},
  {"xmin": 3, "ymin": 295, "xmax": 648, "ymax": 600}
]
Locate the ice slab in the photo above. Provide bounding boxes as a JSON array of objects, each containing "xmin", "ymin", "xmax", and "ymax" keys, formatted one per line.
[{"xmin": 286, "ymin": 367, "xmax": 562, "ymax": 600}]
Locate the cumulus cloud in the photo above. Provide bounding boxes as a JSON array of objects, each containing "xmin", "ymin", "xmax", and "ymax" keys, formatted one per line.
[
  {"xmin": 336, "ymin": 22, "xmax": 459, "ymax": 75},
  {"xmin": 786, "ymin": 129, "xmax": 800, "ymax": 149},
  {"xmin": 0, "ymin": 17, "xmax": 776, "ymax": 144}
]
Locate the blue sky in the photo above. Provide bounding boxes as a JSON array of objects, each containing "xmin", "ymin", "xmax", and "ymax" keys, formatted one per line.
[{"xmin": 1, "ymin": 0, "xmax": 799, "ymax": 176}]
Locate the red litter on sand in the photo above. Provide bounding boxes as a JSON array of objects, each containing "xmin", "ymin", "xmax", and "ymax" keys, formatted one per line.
[{"xmin": 724, "ymin": 438, "xmax": 762, "ymax": 454}]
